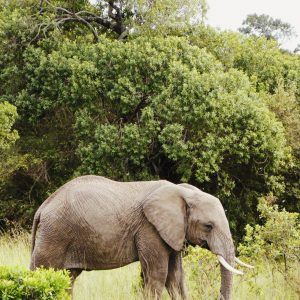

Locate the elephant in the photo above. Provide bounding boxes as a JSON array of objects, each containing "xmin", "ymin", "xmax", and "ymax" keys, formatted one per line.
[{"xmin": 30, "ymin": 175, "xmax": 253, "ymax": 299}]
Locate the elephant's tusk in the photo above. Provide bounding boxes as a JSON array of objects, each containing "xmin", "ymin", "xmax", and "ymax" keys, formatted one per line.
[
  {"xmin": 234, "ymin": 257, "xmax": 254, "ymax": 269},
  {"xmin": 217, "ymin": 255, "xmax": 243, "ymax": 275}
]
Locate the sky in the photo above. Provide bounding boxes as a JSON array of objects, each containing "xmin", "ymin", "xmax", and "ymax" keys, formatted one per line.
[{"xmin": 206, "ymin": 0, "xmax": 300, "ymax": 51}]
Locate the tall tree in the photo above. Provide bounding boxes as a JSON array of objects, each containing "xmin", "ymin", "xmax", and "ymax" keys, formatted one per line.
[{"xmin": 238, "ymin": 14, "xmax": 294, "ymax": 44}]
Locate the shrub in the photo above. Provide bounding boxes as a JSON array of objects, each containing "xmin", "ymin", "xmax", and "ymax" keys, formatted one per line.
[
  {"xmin": 238, "ymin": 195, "xmax": 300, "ymax": 293},
  {"xmin": 0, "ymin": 266, "xmax": 71, "ymax": 300},
  {"xmin": 238, "ymin": 195, "xmax": 300, "ymax": 263}
]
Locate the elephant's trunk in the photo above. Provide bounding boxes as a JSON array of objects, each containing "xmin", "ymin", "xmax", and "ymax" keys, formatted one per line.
[
  {"xmin": 219, "ymin": 256, "xmax": 254, "ymax": 299},
  {"xmin": 211, "ymin": 236, "xmax": 236, "ymax": 300},
  {"xmin": 219, "ymin": 256, "xmax": 234, "ymax": 300}
]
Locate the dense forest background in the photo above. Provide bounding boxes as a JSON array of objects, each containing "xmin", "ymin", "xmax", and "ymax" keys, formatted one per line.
[{"xmin": 0, "ymin": 0, "xmax": 299, "ymax": 241}]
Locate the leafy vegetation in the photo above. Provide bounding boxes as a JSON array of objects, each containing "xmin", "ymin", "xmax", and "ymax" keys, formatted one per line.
[
  {"xmin": 238, "ymin": 195, "xmax": 300, "ymax": 294},
  {"xmin": 0, "ymin": 266, "xmax": 70, "ymax": 300},
  {"xmin": 182, "ymin": 247, "xmax": 299, "ymax": 300},
  {"xmin": 0, "ymin": 101, "xmax": 19, "ymax": 182}
]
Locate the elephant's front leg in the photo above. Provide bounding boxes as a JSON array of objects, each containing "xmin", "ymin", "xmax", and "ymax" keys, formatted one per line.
[
  {"xmin": 136, "ymin": 226, "xmax": 170, "ymax": 299},
  {"xmin": 165, "ymin": 252, "xmax": 188, "ymax": 300}
]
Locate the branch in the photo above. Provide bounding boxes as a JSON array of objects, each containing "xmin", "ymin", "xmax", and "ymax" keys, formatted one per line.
[
  {"xmin": 37, "ymin": 0, "xmax": 127, "ymax": 40},
  {"xmin": 108, "ymin": 1, "xmax": 123, "ymax": 20},
  {"xmin": 30, "ymin": 21, "xmax": 55, "ymax": 44},
  {"xmin": 39, "ymin": 0, "xmax": 44, "ymax": 15},
  {"xmin": 56, "ymin": 15, "xmax": 114, "ymax": 32}
]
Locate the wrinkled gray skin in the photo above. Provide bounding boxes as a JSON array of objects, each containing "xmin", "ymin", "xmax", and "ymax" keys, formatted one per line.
[{"xmin": 30, "ymin": 175, "xmax": 235, "ymax": 299}]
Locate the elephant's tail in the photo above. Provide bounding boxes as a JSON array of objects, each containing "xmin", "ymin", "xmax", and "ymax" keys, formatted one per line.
[{"xmin": 31, "ymin": 207, "xmax": 41, "ymax": 255}]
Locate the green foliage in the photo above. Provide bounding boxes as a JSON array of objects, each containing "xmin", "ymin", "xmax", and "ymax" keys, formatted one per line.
[
  {"xmin": 238, "ymin": 195, "xmax": 300, "ymax": 263},
  {"xmin": 0, "ymin": 0, "xmax": 40, "ymax": 96},
  {"xmin": 188, "ymin": 26, "xmax": 300, "ymax": 218},
  {"xmin": 0, "ymin": 101, "xmax": 34, "ymax": 228},
  {"xmin": 189, "ymin": 25, "xmax": 300, "ymax": 96},
  {"xmin": 0, "ymin": 101, "xmax": 18, "ymax": 151},
  {"xmin": 238, "ymin": 195, "xmax": 300, "ymax": 292},
  {"xmin": 234, "ymin": 38, "xmax": 300, "ymax": 96},
  {"xmin": 0, "ymin": 266, "xmax": 70, "ymax": 300},
  {"xmin": 76, "ymin": 109, "xmax": 160, "ymax": 180},
  {"xmin": 1, "ymin": 33, "xmax": 288, "ymax": 235},
  {"xmin": 265, "ymin": 81, "xmax": 300, "ymax": 152},
  {"xmin": 188, "ymin": 26, "xmax": 243, "ymax": 70},
  {"xmin": 0, "ymin": 101, "xmax": 22, "ymax": 183},
  {"xmin": 183, "ymin": 246, "xmax": 220, "ymax": 299},
  {"xmin": 263, "ymin": 82, "xmax": 300, "ymax": 211},
  {"xmin": 33, "ymin": 0, "xmax": 208, "ymax": 41}
]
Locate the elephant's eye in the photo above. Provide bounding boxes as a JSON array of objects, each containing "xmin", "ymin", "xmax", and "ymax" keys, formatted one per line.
[{"xmin": 204, "ymin": 223, "xmax": 213, "ymax": 231}]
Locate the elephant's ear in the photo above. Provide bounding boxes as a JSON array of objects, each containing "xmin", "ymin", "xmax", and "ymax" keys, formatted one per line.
[
  {"xmin": 143, "ymin": 185, "xmax": 186, "ymax": 251},
  {"xmin": 178, "ymin": 183, "xmax": 200, "ymax": 192}
]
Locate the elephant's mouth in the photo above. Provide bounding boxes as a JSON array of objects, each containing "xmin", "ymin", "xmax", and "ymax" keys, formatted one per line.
[
  {"xmin": 200, "ymin": 240, "xmax": 210, "ymax": 250},
  {"xmin": 189, "ymin": 239, "xmax": 209, "ymax": 249}
]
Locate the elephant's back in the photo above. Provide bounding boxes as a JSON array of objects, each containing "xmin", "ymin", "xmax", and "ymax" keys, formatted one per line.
[
  {"xmin": 62, "ymin": 175, "xmax": 163, "ymax": 208},
  {"xmin": 41, "ymin": 175, "xmax": 157, "ymax": 206},
  {"xmin": 38, "ymin": 175, "xmax": 165, "ymax": 233}
]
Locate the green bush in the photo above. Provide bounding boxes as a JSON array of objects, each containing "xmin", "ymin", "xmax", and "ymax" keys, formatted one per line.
[
  {"xmin": 238, "ymin": 195, "xmax": 300, "ymax": 293},
  {"xmin": 0, "ymin": 266, "xmax": 71, "ymax": 300},
  {"xmin": 16, "ymin": 35, "xmax": 288, "ymax": 236},
  {"xmin": 238, "ymin": 195, "xmax": 300, "ymax": 263}
]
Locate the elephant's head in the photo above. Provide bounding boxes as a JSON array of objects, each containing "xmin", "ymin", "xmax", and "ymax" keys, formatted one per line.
[{"xmin": 143, "ymin": 183, "xmax": 253, "ymax": 300}]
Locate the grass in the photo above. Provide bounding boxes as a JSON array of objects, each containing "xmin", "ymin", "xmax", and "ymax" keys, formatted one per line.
[
  {"xmin": 0, "ymin": 232, "xmax": 298, "ymax": 300},
  {"xmin": 73, "ymin": 265, "xmax": 140, "ymax": 300}
]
